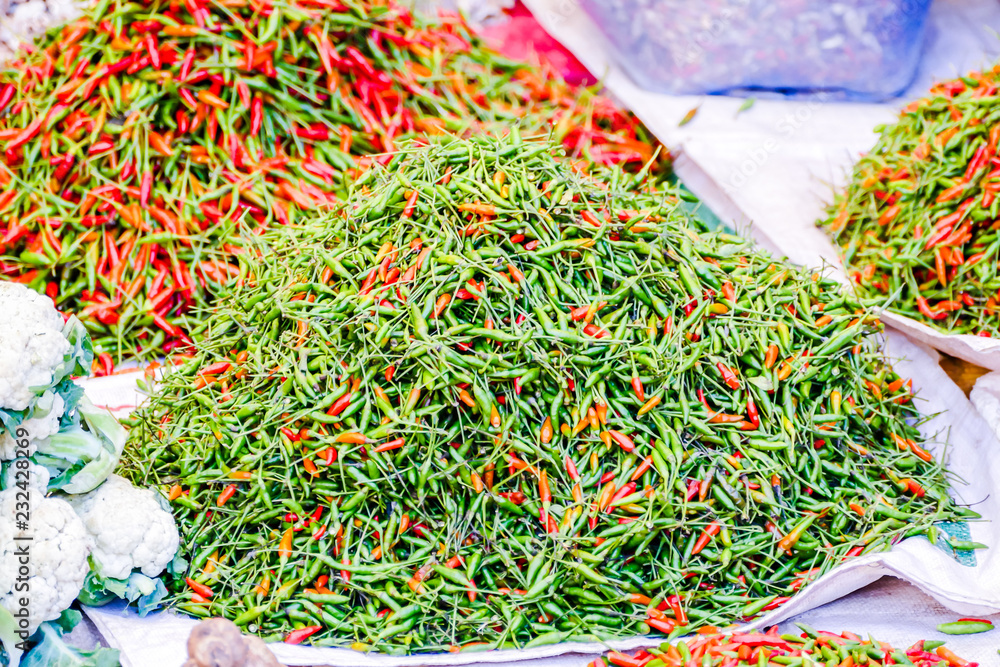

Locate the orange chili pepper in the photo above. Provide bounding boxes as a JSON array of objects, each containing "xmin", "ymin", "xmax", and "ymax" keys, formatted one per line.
[
  {"xmin": 539, "ymin": 470, "xmax": 551, "ymax": 504},
  {"xmin": 458, "ymin": 388, "xmax": 476, "ymax": 407},
  {"xmin": 763, "ymin": 344, "xmax": 779, "ymax": 369},
  {"xmin": 540, "ymin": 417, "xmax": 553, "ymax": 444},
  {"xmin": 197, "ymin": 89, "xmax": 230, "ymax": 109},
  {"xmin": 252, "ymin": 572, "xmax": 270, "ymax": 596},
  {"xmin": 637, "ymin": 395, "xmax": 661, "ymax": 416},
  {"xmin": 457, "ymin": 202, "xmax": 496, "ymax": 216},
  {"xmin": 278, "ymin": 528, "xmax": 294, "ymax": 559},
  {"xmin": 373, "ymin": 438, "xmax": 404, "ymax": 453},
  {"xmin": 216, "ymin": 484, "xmax": 236, "ymax": 506},
  {"xmin": 432, "ymin": 293, "xmax": 452, "ymax": 318}
]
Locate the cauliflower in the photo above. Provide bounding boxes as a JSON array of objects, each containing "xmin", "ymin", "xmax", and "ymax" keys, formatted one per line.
[
  {"xmin": 67, "ymin": 474, "xmax": 179, "ymax": 580},
  {"xmin": 0, "ymin": 488, "xmax": 91, "ymax": 634},
  {"xmin": 0, "ymin": 283, "xmax": 71, "ymax": 412},
  {"xmin": 0, "ymin": 392, "xmax": 64, "ymax": 460}
]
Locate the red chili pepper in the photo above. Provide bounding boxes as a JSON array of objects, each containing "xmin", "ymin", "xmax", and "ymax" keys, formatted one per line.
[
  {"xmin": 565, "ymin": 456, "xmax": 580, "ymax": 481},
  {"xmin": 666, "ymin": 594, "xmax": 687, "ymax": 625},
  {"xmin": 401, "ymin": 189, "xmax": 419, "ymax": 218},
  {"xmin": 646, "ymin": 617, "xmax": 675, "ymax": 635},
  {"xmin": 143, "ymin": 33, "xmax": 161, "ymax": 68},
  {"xmin": 327, "ymin": 392, "xmax": 352, "ymax": 417},
  {"xmin": 716, "ymin": 362, "xmax": 740, "ymax": 390},
  {"xmin": 359, "ymin": 269, "xmax": 378, "ymax": 295},
  {"xmin": 964, "ymin": 145, "xmax": 988, "ymax": 181},
  {"xmin": 114, "ymin": 157, "xmax": 134, "ymax": 182},
  {"xmin": 285, "ymin": 625, "xmax": 322, "ymax": 645},
  {"xmin": 608, "ymin": 481, "xmax": 636, "ymax": 508},
  {"xmin": 6, "ymin": 116, "xmax": 44, "ymax": 151},
  {"xmin": 0, "ymin": 85, "xmax": 14, "ymax": 112},
  {"xmin": 295, "ymin": 124, "xmax": 330, "ymax": 141},
  {"xmin": 916, "ymin": 296, "xmax": 950, "ymax": 320},
  {"xmin": 152, "ymin": 312, "xmax": 183, "ymax": 338},
  {"xmin": 606, "ymin": 429, "xmax": 634, "ymax": 452},
  {"xmin": 185, "ymin": 577, "xmax": 213, "ymax": 598},
  {"xmin": 605, "ymin": 651, "xmax": 642, "ymax": 667},
  {"xmin": 139, "ymin": 170, "xmax": 152, "ymax": 207},
  {"xmin": 581, "ymin": 210, "xmax": 603, "ymax": 227},
  {"xmin": 630, "ymin": 375, "xmax": 644, "ymax": 401},
  {"xmin": 199, "ymin": 362, "xmax": 231, "ymax": 376},
  {"xmin": 248, "ymin": 95, "xmax": 264, "ymax": 137},
  {"xmin": 746, "ymin": 396, "xmax": 759, "ymax": 428},
  {"xmin": 177, "ymin": 87, "xmax": 198, "ymax": 110},
  {"xmin": 373, "ymin": 438, "xmax": 404, "ymax": 453},
  {"xmin": 93, "ymin": 45, "xmax": 124, "ymax": 70},
  {"xmin": 95, "ymin": 352, "xmax": 114, "ymax": 376},
  {"xmin": 720, "ymin": 281, "xmax": 735, "ymax": 303}
]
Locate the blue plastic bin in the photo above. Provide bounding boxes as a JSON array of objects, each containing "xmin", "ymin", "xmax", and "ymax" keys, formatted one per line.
[{"xmin": 579, "ymin": 0, "xmax": 933, "ymax": 101}]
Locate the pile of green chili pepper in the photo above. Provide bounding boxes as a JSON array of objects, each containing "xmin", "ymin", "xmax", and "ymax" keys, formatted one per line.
[
  {"xmin": 590, "ymin": 625, "xmax": 976, "ymax": 667},
  {"xmin": 821, "ymin": 66, "xmax": 1000, "ymax": 337},
  {"xmin": 122, "ymin": 134, "xmax": 970, "ymax": 653},
  {"xmin": 0, "ymin": 0, "xmax": 663, "ymax": 368}
]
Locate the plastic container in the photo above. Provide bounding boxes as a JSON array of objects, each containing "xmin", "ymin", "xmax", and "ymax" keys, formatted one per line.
[{"xmin": 578, "ymin": 0, "xmax": 933, "ymax": 101}]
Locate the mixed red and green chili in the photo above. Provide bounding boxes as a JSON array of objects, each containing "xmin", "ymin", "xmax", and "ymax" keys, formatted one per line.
[
  {"xmin": 823, "ymin": 65, "xmax": 1000, "ymax": 337},
  {"xmin": 589, "ymin": 626, "xmax": 978, "ymax": 667},
  {"xmin": 0, "ymin": 0, "xmax": 664, "ymax": 368}
]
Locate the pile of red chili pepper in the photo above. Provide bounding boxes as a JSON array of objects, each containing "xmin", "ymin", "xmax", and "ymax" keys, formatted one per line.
[
  {"xmin": 0, "ymin": 0, "xmax": 664, "ymax": 368},
  {"xmin": 822, "ymin": 65, "xmax": 1000, "ymax": 337},
  {"xmin": 589, "ymin": 626, "xmax": 978, "ymax": 667},
  {"xmin": 121, "ymin": 135, "xmax": 969, "ymax": 652}
]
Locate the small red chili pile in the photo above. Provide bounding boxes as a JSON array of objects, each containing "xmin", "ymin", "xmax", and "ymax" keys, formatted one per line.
[
  {"xmin": 591, "ymin": 626, "xmax": 978, "ymax": 667},
  {"xmin": 822, "ymin": 65, "xmax": 1000, "ymax": 337},
  {"xmin": 0, "ymin": 0, "xmax": 664, "ymax": 368}
]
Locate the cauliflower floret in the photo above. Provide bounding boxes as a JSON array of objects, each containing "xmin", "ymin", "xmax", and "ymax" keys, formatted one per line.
[
  {"xmin": 0, "ymin": 283, "xmax": 71, "ymax": 412},
  {"xmin": 0, "ymin": 392, "xmax": 65, "ymax": 459},
  {"xmin": 1, "ymin": 459, "xmax": 50, "ymax": 493},
  {"xmin": 67, "ymin": 475, "xmax": 179, "ymax": 580},
  {"xmin": 0, "ymin": 488, "xmax": 91, "ymax": 634}
]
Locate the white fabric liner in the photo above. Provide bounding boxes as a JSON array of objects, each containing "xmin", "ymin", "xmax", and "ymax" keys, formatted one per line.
[{"xmin": 75, "ymin": 1, "xmax": 1000, "ymax": 662}]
